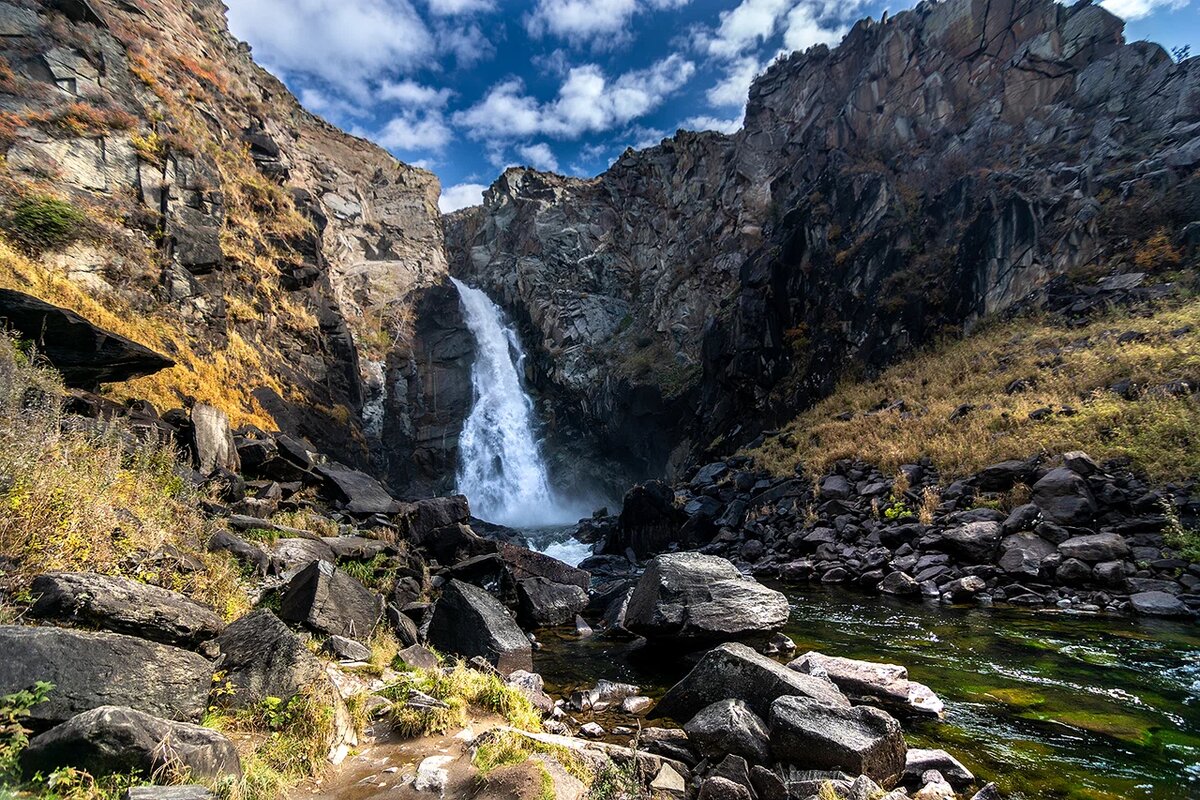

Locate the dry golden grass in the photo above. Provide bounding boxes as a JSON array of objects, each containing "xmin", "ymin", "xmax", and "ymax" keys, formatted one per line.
[
  {"xmin": 751, "ymin": 298, "xmax": 1200, "ymax": 482},
  {"xmin": 0, "ymin": 334, "xmax": 250, "ymax": 619}
]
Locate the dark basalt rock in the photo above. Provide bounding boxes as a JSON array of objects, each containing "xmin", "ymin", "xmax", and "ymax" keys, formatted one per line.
[
  {"xmin": 0, "ymin": 289, "xmax": 173, "ymax": 390},
  {"xmin": 0, "ymin": 626, "xmax": 211, "ymax": 726},
  {"xmin": 426, "ymin": 579, "xmax": 532, "ymax": 674},
  {"xmin": 769, "ymin": 695, "xmax": 906, "ymax": 787},
  {"xmin": 28, "ymin": 572, "xmax": 224, "ymax": 649},
  {"xmin": 515, "ymin": 577, "xmax": 588, "ymax": 627},
  {"xmin": 279, "ymin": 560, "xmax": 382, "ymax": 641},
  {"xmin": 21, "ymin": 706, "xmax": 240, "ymax": 780},
  {"xmin": 683, "ymin": 699, "xmax": 770, "ymax": 764},
  {"xmin": 213, "ymin": 609, "xmax": 325, "ymax": 707},
  {"xmin": 1032, "ymin": 468, "xmax": 1098, "ymax": 526},
  {"xmin": 315, "ymin": 463, "xmax": 402, "ymax": 515},
  {"xmin": 607, "ymin": 481, "xmax": 689, "ymax": 559}
]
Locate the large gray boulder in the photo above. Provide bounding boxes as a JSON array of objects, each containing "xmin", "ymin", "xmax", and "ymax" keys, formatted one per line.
[
  {"xmin": 516, "ymin": 577, "xmax": 589, "ymax": 627},
  {"xmin": 997, "ymin": 533, "xmax": 1057, "ymax": 576},
  {"xmin": 1031, "ymin": 468, "xmax": 1097, "ymax": 525},
  {"xmin": 21, "ymin": 706, "xmax": 240, "ymax": 780},
  {"xmin": 1129, "ymin": 591, "xmax": 1191, "ymax": 617},
  {"xmin": 395, "ymin": 495, "xmax": 471, "ymax": 539},
  {"xmin": 624, "ymin": 553, "xmax": 790, "ymax": 642},
  {"xmin": 940, "ymin": 522, "xmax": 1002, "ymax": 563},
  {"xmin": 427, "ymin": 579, "xmax": 532, "ymax": 674},
  {"xmin": 28, "ymin": 572, "xmax": 224, "ymax": 649},
  {"xmin": 498, "ymin": 542, "xmax": 590, "ymax": 590},
  {"xmin": 0, "ymin": 626, "xmax": 211, "ymax": 725},
  {"xmin": 213, "ymin": 609, "xmax": 325, "ymax": 707},
  {"xmin": 315, "ymin": 462, "xmax": 403, "ymax": 515},
  {"xmin": 788, "ymin": 651, "xmax": 944, "ymax": 717},
  {"xmin": 769, "ymin": 695, "xmax": 906, "ymax": 787},
  {"xmin": 1057, "ymin": 532, "xmax": 1130, "ymax": 563},
  {"xmin": 683, "ymin": 699, "xmax": 770, "ymax": 765},
  {"xmin": 651, "ymin": 642, "xmax": 847, "ymax": 722},
  {"xmin": 280, "ymin": 560, "xmax": 382, "ymax": 640}
]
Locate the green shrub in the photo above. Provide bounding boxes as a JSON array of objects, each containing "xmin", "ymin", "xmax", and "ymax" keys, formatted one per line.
[
  {"xmin": 4, "ymin": 195, "xmax": 87, "ymax": 253},
  {"xmin": 0, "ymin": 681, "xmax": 52, "ymax": 779}
]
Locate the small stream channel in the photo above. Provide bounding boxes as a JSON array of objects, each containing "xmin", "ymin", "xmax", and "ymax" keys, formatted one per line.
[{"xmin": 530, "ymin": 565, "xmax": 1200, "ymax": 800}]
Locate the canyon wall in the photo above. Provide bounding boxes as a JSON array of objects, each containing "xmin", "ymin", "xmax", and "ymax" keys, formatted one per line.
[{"xmin": 446, "ymin": 0, "xmax": 1200, "ymax": 482}]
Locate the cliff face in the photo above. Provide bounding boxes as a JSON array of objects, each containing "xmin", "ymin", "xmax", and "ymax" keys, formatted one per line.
[
  {"xmin": 446, "ymin": 0, "xmax": 1200, "ymax": 481},
  {"xmin": 0, "ymin": 0, "xmax": 447, "ymax": 471}
]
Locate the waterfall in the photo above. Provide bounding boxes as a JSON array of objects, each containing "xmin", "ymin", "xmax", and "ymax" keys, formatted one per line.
[{"xmin": 451, "ymin": 278, "xmax": 575, "ymax": 527}]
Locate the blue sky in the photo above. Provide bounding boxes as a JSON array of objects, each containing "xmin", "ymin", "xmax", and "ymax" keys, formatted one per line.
[{"xmin": 224, "ymin": 0, "xmax": 1198, "ymax": 213}]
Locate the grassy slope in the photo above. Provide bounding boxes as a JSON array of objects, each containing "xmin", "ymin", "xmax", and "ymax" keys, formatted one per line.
[{"xmin": 751, "ymin": 295, "xmax": 1200, "ymax": 481}]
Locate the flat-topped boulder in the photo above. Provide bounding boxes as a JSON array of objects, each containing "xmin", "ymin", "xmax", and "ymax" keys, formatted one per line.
[
  {"xmin": 0, "ymin": 626, "xmax": 211, "ymax": 725},
  {"xmin": 651, "ymin": 642, "xmax": 848, "ymax": 723},
  {"xmin": 788, "ymin": 651, "xmax": 944, "ymax": 718},
  {"xmin": 769, "ymin": 695, "xmax": 906, "ymax": 787},
  {"xmin": 28, "ymin": 572, "xmax": 224, "ymax": 649},
  {"xmin": 427, "ymin": 579, "xmax": 532, "ymax": 674},
  {"xmin": 315, "ymin": 462, "xmax": 403, "ymax": 515},
  {"xmin": 21, "ymin": 705, "xmax": 240, "ymax": 780},
  {"xmin": 624, "ymin": 553, "xmax": 790, "ymax": 643}
]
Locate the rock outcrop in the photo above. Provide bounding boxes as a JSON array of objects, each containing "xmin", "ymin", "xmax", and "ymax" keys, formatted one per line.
[{"xmin": 445, "ymin": 0, "xmax": 1200, "ymax": 487}]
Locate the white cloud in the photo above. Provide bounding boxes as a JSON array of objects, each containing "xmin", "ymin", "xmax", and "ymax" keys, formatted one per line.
[
  {"xmin": 706, "ymin": 56, "xmax": 762, "ymax": 107},
  {"xmin": 376, "ymin": 110, "xmax": 453, "ymax": 151},
  {"xmin": 701, "ymin": 0, "xmax": 789, "ymax": 58},
  {"xmin": 525, "ymin": 0, "xmax": 692, "ymax": 47},
  {"xmin": 456, "ymin": 54, "xmax": 696, "ymax": 141},
  {"xmin": 379, "ymin": 79, "xmax": 454, "ymax": 107},
  {"xmin": 683, "ymin": 113, "xmax": 744, "ymax": 134},
  {"xmin": 439, "ymin": 182, "xmax": 488, "ymax": 213},
  {"xmin": 426, "ymin": 0, "xmax": 493, "ymax": 14},
  {"xmin": 1099, "ymin": 0, "xmax": 1189, "ymax": 19},
  {"xmin": 517, "ymin": 143, "xmax": 561, "ymax": 171},
  {"xmin": 782, "ymin": 2, "xmax": 849, "ymax": 51},
  {"xmin": 437, "ymin": 22, "xmax": 495, "ymax": 68},
  {"xmin": 226, "ymin": 0, "xmax": 433, "ymax": 97},
  {"xmin": 299, "ymin": 87, "xmax": 368, "ymax": 120}
]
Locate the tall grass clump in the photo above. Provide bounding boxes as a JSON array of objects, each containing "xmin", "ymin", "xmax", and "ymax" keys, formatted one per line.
[
  {"xmin": 0, "ymin": 333, "xmax": 248, "ymax": 618},
  {"xmin": 380, "ymin": 661, "xmax": 542, "ymax": 737}
]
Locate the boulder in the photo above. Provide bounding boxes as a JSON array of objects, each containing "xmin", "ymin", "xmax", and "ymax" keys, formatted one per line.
[
  {"xmin": 190, "ymin": 404, "xmax": 240, "ymax": 474},
  {"xmin": 21, "ymin": 706, "xmax": 240, "ymax": 780},
  {"xmin": 997, "ymin": 533, "xmax": 1057, "ymax": 576},
  {"xmin": 516, "ymin": 577, "xmax": 589, "ymax": 627},
  {"xmin": 213, "ymin": 609, "xmax": 325, "ymax": 707},
  {"xmin": 974, "ymin": 460, "xmax": 1035, "ymax": 492},
  {"xmin": 1129, "ymin": 591, "xmax": 1190, "ymax": 617},
  {"xmin": 417, "ymin": 523, "xmax": 495, "ymax": 565},
  {"xmin": 1057, "ymin": 533, "xmax": 1129, "ymax": 563},
  {"xmin": 0, "ymin": 626, "xmax": 211, "ymax": 725},
  {"xmin": 652, "ymin": 642, "xmax": 848, "ymax": 722},
  {"xmin": 497, "ymin": 542, "xmax": 590, "ymax": 590},
  {"xmin": 395, "ymin": 496, "xmax": 471, "ymax": 540},
  {"xmin": 789, "ymin": 652, "xmax": 944, "ymax": 717},
  {"xmin": 315, "ymin": 463, "xmax": 403, "ymax": 515},
  {"xmin": 325, "ymin": 635, "xmax": 372, "ymax": 662},
  {"xmin": 1031, "ymin": 468, "xmax": 1097, "ymax": 525},
  {"xmin": 698, "ymin": 776, "xmax": 752, "ymax": 800},
  {"xmin": 609, "ymin": 481, "xmax": 688, "ymax": 559},
  {"xmin": 903, "ymin": 749, "xmax": 974, "ymax": 789},
  {"xmin": 427, "ymin": 579, "xmax": 532, "ymax": 674},
  {"xmin": 28, "ymin": 572, "xmax": 224, "ymax": 649},
  {"xmin": 769, "ymin": 695, "xmax": 906, "ymax": 787},
  {"xmin": 683, "ymin": 699, "xmax": 770, "ymax": 764},
  {"xmin": 0, "ymin": 289, "xmax": 173, "ymax": 389},
  {"xmin": 207, "ymin": 530, "xmax": 275, "ymax": 576},
  {"xmin": 624, "ymin": 553, "xmax": 790, "ymax": 643},
  {"xmin": 280, "ymin": 560, "xmax": 381, "ymax": 640},
  {"xmin": 940, "ymin": 522, "xmax": 1002, "ymax": 563},
  {"xmin": 878, "ymin": 571, "xmax": 920, "ymax": 596}
]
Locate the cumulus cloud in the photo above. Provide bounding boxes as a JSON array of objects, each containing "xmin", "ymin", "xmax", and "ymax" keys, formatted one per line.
[
  {"xmin": 706, "ymin": 56, "xmax": 762, "ymax": 107},
  {"xmin": 379, "ymin": 79, "xmax": 454, "ymax": 107},
  {"xmin": 683, "ymin": 113, "xmax": 744, "ymax": 134},
  {"xmin": 439, "ymin": 182, "xmax": 488, "ymax": 213},
  {"xmin": 426, "ymin": 0, "xmax": 494, "ymax": 14},
  {"xmin": 456, "ymin": 54, "xmax": 696, "ymax": 141},
  {"xmin": 376, "ymin": 110, "xmax": 453, "ymax": 151},
  {"xmin": 782, "ymin": 2, "xmax": 850, "ymax": 51},
  {"xmin": 226, "ymin": 0, "xmax": 433, "ymax": 97},
  {"xmin": 525, "ymin": 0, "xmax": 692, "ymax": 47},
  {"xmin": 299, "ymin": 87, "xmax": 368, "ymax": 120},
  {"xmin": 517, "ymin": 143, "xmax": 561, "ymax": 171},
  {"xmin": 436, "ymin": 22, "xmax": 496, "ymax": 68},
  {"xmin": 1099, "ymin": 0, "xmax": 1190, "ymax": 19}
]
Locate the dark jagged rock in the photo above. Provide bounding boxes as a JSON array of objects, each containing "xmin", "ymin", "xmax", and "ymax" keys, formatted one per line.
[
  {"xmin": 652, "ymin": 642, "xmax": 847, "ymax": 723},
  {"xmin": 213, "ymin": 610, "xmax": 325, "ymax": 707},
  {"xmin": 395, "ymin": 496, "xmax": 472, "ymax": 540},
  {"xmin": 624, "ymin": 553, "xmax": 789, "ymax": 643},
  {"xmin": 0, "ymin": 289, "xmax": 173, "ymax": 390},
  {"xmin": 28, "ymin": 572, "xmax": 224, "ymax": 649},
  {"xmin": 315, "ymin": 463, "xmax": 402, "ymax": 516},
  {"xmin": 1032, "ymin": 468, "xmax": 1098, "ymax": 526},
  {"xmin": 683, "ymin": 699, "xmax": 770, "ymax": 764},
  {"xmin": 21, "ymin": 706, "xmax": 240, "ymax": 780},
  {"xmin": 515, "ymin": 577, "xmax": 589, "ymax": 628},
  {"xmin": 769, "ymin": 695, "xmax": 906, "ymax": 787},
  {"xmin": 280, "ymin": 560, "xmax": 382, "ymax": 641},
  {"xmin": 0, "ymin": 626, "xmax": 211, "ymax": 725},
  {"xmin": 607, "ymin": 481, "xmax": 689, "ymax": 559},
  {"xmin": 427, "ymin": 579, "xmax": 532, "ymax": 674},
  {"xmin": 497, "ymin": 542, "xmax": 590, "ymax": 590}
]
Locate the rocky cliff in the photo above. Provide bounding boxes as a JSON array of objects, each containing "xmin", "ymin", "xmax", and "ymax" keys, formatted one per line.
[
  {"xmin": 446, "ymin": 0, "xmax": 1200, "ymax": 483},
  {"xmin": 0, "ymin": 0, "xmax": 447, "ymax": 471}
]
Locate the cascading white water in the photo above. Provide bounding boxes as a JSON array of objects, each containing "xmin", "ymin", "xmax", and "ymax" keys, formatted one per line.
[{"xmin": 452, "ymin": 278, "xmax": 576, "ymax": 527}]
